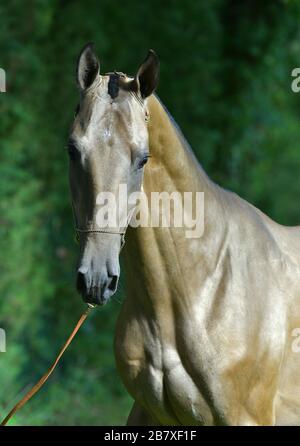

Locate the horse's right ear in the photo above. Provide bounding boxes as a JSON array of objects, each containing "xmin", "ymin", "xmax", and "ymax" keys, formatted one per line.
[{"xmin": 76, "ymin": 43, "xmax": 100, "ymax": 91}]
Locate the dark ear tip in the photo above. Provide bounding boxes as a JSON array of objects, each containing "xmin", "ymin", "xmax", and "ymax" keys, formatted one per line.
[
  {"xmin": 147, "ymin": 49, "xmax": 159, "ymax": 64},
  {"xmin": 80, "ymin": 42, "xmax": 95, "ymax": 55},
  {"xmin": 87, "ymin": 41, "xmax": 95, "ymax": 50}
]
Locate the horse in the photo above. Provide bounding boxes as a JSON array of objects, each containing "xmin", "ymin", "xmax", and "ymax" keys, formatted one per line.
[{"xmin": 68, "ymin": 43, "xmax": 300, "ymax": 426}]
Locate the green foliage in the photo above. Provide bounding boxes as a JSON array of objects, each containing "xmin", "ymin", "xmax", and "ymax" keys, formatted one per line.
[{"xmin": 1, "ymin": 0, "xmax": 300, "ymax": 425}]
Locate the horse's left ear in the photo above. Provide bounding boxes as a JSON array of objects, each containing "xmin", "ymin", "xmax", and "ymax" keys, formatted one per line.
[{"xmin": 135, "ymin": 50, "xmax": 160, "ymax": 98}]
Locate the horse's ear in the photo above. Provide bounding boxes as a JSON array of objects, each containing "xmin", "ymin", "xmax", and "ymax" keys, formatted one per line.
[
  {"xmin": 134, "ymin": 50, "xmax": 159, "ymax": 98},
  {"xmin": 77, "ymin": 43, "xmax": 100, "ymax": 91}
]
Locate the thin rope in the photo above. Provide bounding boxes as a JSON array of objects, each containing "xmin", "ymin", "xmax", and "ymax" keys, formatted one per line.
[{"xmin": 0, "ymin": 305, "xmax": 94, "ymax": 426}]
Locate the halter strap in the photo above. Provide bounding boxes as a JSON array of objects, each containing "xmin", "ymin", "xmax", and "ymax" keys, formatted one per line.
[
  {"xmin": 75, "ymin": 228, "xmax": 125, "ymax": 235},
  {"xmin": 74, "ymin": 227, "xmax": 126, "ymax": 248},
  {"xmin": 74, "ymin": 204, "xmax": 136, "ymax": 248}
]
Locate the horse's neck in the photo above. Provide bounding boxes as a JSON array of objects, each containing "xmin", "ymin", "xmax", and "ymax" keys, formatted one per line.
[
  {"xmin": 144, "ymin": 94, "xmax": 224, "ymax": 239},
  {"xmin": 145, "ymin": 95, "xmax": 217, "ymax": 200},
  {"xmin": 124, "ymin": 95, "xmax": 226, "ymax": 309}
]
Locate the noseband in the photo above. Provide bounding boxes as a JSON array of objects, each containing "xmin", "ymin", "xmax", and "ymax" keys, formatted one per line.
[
  {"xmin": 74, "ymin": 206, "xmax": 136, "ymax": 249},
  {"xmin": 75, "ymin": 227, "xmax": 126, "ymax": 248}
]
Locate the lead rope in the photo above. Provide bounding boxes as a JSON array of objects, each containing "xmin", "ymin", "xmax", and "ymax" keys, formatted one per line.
[
  {"xmin": 1, "ymin": 203, "xmax": 133, "ymax": 426},
  {"xmin": 0, "ymin": 304, "xmax": 95, "ymax": 426}
]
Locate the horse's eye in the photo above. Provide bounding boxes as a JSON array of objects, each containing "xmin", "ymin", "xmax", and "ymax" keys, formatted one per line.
[
  {"xmin": 137, "ymin": 155, "xmax": 150, "ymax": 169},
  {"xmin": 67, "ymin": 141, "xmax": 78, "ymax": 161}
]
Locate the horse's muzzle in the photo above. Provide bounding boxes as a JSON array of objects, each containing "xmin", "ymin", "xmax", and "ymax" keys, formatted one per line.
[{"xmin": 76, "ymin": 269, "xmax": 119, "ymax": 305}]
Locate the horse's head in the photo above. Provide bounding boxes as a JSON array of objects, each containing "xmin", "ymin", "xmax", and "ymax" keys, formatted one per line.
[{"xmin": 68, "ymin": 44, "xmax": 159, "ymax": 305}]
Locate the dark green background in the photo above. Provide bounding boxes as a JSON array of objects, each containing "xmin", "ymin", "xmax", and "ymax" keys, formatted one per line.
[{"xmin": 1, "ymin": 0, "xmax": 300, "ymax": 425}]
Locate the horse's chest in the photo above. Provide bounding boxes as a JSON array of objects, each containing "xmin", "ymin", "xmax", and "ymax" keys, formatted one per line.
[{"xmin": 115, "ymin": 330, "xmax": 215, "ymax": 425}]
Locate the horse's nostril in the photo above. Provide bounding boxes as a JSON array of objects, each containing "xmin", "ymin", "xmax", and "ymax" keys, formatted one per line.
[
  {"xmin": 76, "ymin": 269, "xmax": 119, "ymax": 304},
  {"xmin": 76, "ymin": 271, "xmax": 86, "ymax": 292},
  {"xmin": 107, "ymin": 274, "xmax": 119, "ymax": 293}
]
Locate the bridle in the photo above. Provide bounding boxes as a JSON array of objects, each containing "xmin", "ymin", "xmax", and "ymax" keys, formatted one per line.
[
  {"xmin": 74, "ymin": 203, "xmax": 137, "ymax": 249},
  {"xmin": 75, "ymin": 227, "xmax": 126, "ymax": 249}
]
